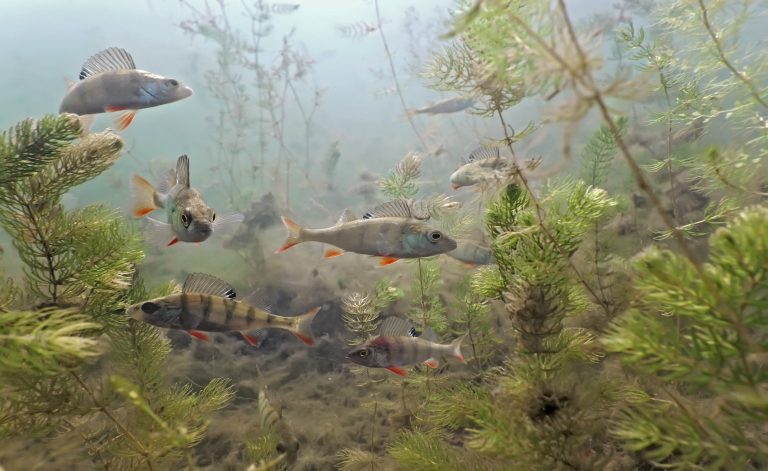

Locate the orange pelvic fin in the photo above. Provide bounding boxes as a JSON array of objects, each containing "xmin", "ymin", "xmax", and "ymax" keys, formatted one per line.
[
  {"xmin": 324, "ymin": 248, "xmax": 344, "ymax": 259},
  {"xmin": 187, "ymin": 330, "xmax": 210, "ymax": 341},
  {"xmin": 386, "ymin": 366, "xmax": 408, "ymax": 376},
  {"xmin": 378, "ymin": 256, "xmax": 400, "ymax": 267},
  {"xmin": 240, "ymin": 331, "xmax": 265, "ymax": 347},
  {"xmin": 422, "ymin": 358, "xmax": 439, "ymax": 369},
  {"xmin": 166, "ymin": 237, "xmax": 179, "ymax": 247},
  {"xmin": 112, "ymin": 109, "xmax": 137, "ymax": 131}
]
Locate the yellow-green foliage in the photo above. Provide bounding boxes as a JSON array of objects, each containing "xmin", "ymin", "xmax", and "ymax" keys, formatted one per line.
[
  {"xmin": 603, "ymin": 206, "xmax": 768, "ymax": 469},
  {"xmin": 0, "ymin": 114, "xmax": 234, "ymax": 470}
]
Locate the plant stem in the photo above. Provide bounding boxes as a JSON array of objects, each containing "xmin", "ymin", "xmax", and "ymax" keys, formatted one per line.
[
  {"xmin": 374, "ymin": 0, "xmax": 428, "ymax": 151},
  {"xmin": 71, "ymin": 372, "xmax": 154, "ymax": 470},
  {"xmin": 696, "ymin": 0, "xmax": 768, "ymax": 110}
]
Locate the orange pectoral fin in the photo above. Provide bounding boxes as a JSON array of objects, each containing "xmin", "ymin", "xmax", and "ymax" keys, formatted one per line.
[
  {"xmin": 187, "ymin": 330, "xmax": 210, "ymax": 341},
  {"xmin": 386, "ymin": 366, "xmax": 408, "ymax": 376},
  {"xmin": 378, "ymin": 256, "xmax": 400, "ymax": 267},
  {"xmin": 166, "ymin": 237, "xmax": 179, "ymax": 247},
  {"xmin": 324, "ymin": 248, "xmax": 344, "ymax": 259}
]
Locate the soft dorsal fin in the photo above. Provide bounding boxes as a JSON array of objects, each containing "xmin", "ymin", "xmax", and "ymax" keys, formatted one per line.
[
  {"xmin": 362, "ymin": 199, "xmax": 424, "ymax": 220},
  {"xmin": 467, "ymin": 145, "xmax": 500, "ymax": 163},
  {"xmin": 79, "ymin": 47, "xmax": 136, "ymax": 80},
  {"xmin": 335, "ymin": 208, "xmax": 357, "ymax": 226},
  {"xmin": 176, "ymin": 154, "xmax": 190, "ymax": 188},
  {"xmin": 182, "ymin": 273, "xmax": 236, "ymax": 299},
  {"xmin": 243, "ymin": 290, "xmax": 274, "ymax": 313},
  {"xmin": 156, "ymin": 167, "xmax": 177, "ymax": 195},
  {"xmin": 378, "ymin": 316, "xmax": 419, "ymax": 337}
]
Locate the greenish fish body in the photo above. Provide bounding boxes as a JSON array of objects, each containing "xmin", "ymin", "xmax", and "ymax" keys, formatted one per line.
[
  {"xmin": 131, "ymin": 154, "xmax": 243, "ymax": 247},
  {"xmin": 277, "ymin": 200, "xmax": 457, "ymax": 264},
  {"xmin": 126, "ymin": 273, "xmax": 317, "ymax": 346}
]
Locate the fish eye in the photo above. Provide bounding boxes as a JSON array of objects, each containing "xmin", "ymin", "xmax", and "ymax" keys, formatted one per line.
[
  {"xmin": 358, "ymin": 349, "xmax": 369, "ymax": 358},
  {"xmin": 168, "ymin": 79, "xmax": 179, "ymax": 87},
  {"xmin": 181, "ymin": 211, "xmax": 191, "ymax": 228},
  {"xmin": 212, "ymin": 212, "xmax": 216, "ymax": 222},
  {"xmin": 428, "ymin": 231, "xmax": 442, "ymax": 242},
  {"xmin": 141, "ymin": 302, "xmax": 160, "ymax": 314}
]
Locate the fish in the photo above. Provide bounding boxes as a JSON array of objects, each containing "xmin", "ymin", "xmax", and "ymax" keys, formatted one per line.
[
  {"xmin": 450, "ymin": 146, "xmax": 512, "ymax": 190},
  {"xmin": 257, "ymin": 386, "xmax": 299, "ymax": 465},
  {"xmin": 345, "ymin": 317, "xmax": 467, "ymax": 376},
  {"xmin": 126, "ymin": 273, "xmax": 319, "ymax": 346},
  {"xmin": 130, "ymin": 154, "xmax": 243, "ymax": 247},
  {"xmin": 406, "ymin": 96, "xmax": 476, "ymax": 117},
  {"xmin": 276, "ymin": 200, "xmax": 457, "ymax": 266},
  {"xmin": 60, "ymin": 47, "xmax": 192, "ymax": 131},
  {"xmin": 447, "ymin": 238, "xmax": 494, "ymax": 267}
]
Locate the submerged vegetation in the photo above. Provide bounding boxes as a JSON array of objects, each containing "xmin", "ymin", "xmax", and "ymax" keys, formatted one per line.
[{"xmin": 2, "ymin": 0, "xmax": 768, "ymax": 470}]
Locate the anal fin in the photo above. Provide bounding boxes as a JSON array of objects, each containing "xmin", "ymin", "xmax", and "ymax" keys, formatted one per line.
[
  {"xmin": 386, "ymin": 366, "xmax": 408, "ymax": 376},
  {"xmin": 241, "ymin": 330, "xmax": 266, "ymax": 347},
  {"xmin": 187, "ymin": 330, "xmax": 210, "ymax": 341},
  {"xmin": 422, "ymin": 358, "xmax": 439, "ymax": 369}
]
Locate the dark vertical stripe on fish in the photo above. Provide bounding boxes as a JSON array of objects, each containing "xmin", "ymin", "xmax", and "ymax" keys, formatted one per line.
[
  {"xmin": 224, "ymin": 299, "xmax": 235, "ymax": 324},
  {"xmin": 201, "ymin": 294, "xmax": 212, "ymax": 320},
  {"xmin": 266, "ymin": 314, "xmax": 274, "ymax": 324},
  {"xmin": 181, "ymin": 293, "xmax": 189, "ymax": 315},
  {"xmin": 246, "ymin": 305, "xmax": 256, "ymax": 322}
]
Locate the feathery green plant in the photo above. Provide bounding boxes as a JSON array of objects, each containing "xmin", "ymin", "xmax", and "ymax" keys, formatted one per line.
[
  {"xmin": 0, "ymin": 114, "xmax": 233, "ymax": 470},
  {"xmin": 603, "ymin": 205, "xmax": 768, "ymax": 469}
]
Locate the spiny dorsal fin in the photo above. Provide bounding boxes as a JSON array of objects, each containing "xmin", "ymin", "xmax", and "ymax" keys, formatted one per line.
[
  {"xmin": 335, "ymin": 208, "xmax": 357, "ymax": 226},
  {"xmin": 378, "ymin": 316, "xmax": 440, "ymax": 341},
  {"xmin": 467, "ymin": 145, "xmax": 500, "ymax": 163},
  {"xmin": 79, "ymin": 47, "xmax": 136, "ymax": 80},
  {"xmin": 378, "ymin": 317, "xmax": 418, "ymax": 337},
  {"xmin": 176, "ymin": 154, "xmax": 190, "ymax": 188},
  {"xmin": 182, "ymin": 273, "xmax": 236, "ymax": 299},
  {"xmin": 362, "ymin": 199, "xmax": 425, "ymax": 220}
]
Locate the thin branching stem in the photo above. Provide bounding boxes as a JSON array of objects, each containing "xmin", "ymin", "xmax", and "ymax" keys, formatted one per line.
[
  {"xmin": 696, "ymin": 0, "xmax": 768, "ymax": 110},
  {"xmin": 71, "ymin": 372, "xmax": 154, "ymax": 470},
  {"xmin": 374, "ymin": 0, "xmax": 427, "ymax": 151},
  {"xmin": 496, "ymin": 109, "xmax": 612, "ymax": 314}
]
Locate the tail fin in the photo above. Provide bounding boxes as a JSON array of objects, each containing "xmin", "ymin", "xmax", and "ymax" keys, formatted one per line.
[
  {"xmin": 131, "ymin": 174, "xmax": 158, "ymax": 217},
  {"xmin": 276, "ymin": 216, "xmax": 303, "ymax": 253},
  {"xmin": 450, "ymin": 333, "xmax": 467, "ymax": 363},
  {"xmin": 291, "ymin": 307, "xmax": 320, "ymax": 346}
]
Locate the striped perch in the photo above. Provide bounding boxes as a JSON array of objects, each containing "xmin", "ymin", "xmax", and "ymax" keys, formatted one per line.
[
  {"xmin": 345, "ymin": 317, "xmax": 467, "ymax": 376},
  {"xmin": 126, "ymin": 273, "xmax": 318, "ymax": 346}
]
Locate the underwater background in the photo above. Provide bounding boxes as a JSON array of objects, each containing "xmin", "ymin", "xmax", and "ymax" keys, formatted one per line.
[{"xmin": 1, "ymin": 0, "xmax": 767, "ymax": 470}]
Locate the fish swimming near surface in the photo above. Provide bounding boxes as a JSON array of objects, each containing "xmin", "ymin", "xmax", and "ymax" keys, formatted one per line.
[
  {"xmin": 126, "ymin": 273, "xmax": 319, "ymax": 346},
  {"xmin": 131, "ymin": 154, "xmax": 243, "ymax": 247},
  {"xmin": 406, "ymin": 96, "xmax": 476, "ymax": 117},
  {"xmin": 346, "ymin": 317, "xmax": 467, "ymax": 376},
  {"xmin": 276, "ymin": 200, "xmax": 457, "ymax": 266},
  {"xmin": 60, "ymin": 47, "xmax": 193, "ymax": 131},
  {"xmin": 450, "ymin": 145, "xmax": 512, "ymax": 190},
  {"xmin": 447, "ymin": 238, "xmax": 494, "ymax": 267},
  {"xmin": 258, "ymin": 386, "xmax": 300, "ymax": 466}
]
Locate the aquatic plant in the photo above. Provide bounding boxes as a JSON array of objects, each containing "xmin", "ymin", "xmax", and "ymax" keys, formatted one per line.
[
  {"xmin": 390, "ymin": 181, "xmax": 624, "ymax": 469},
  {"xmin": 603, "ymin": 206, "xmax": 768, "ymax": 469},
  {"xmin": 0, "ymin": 114, "xmax": 233, "ymax": 469}
]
